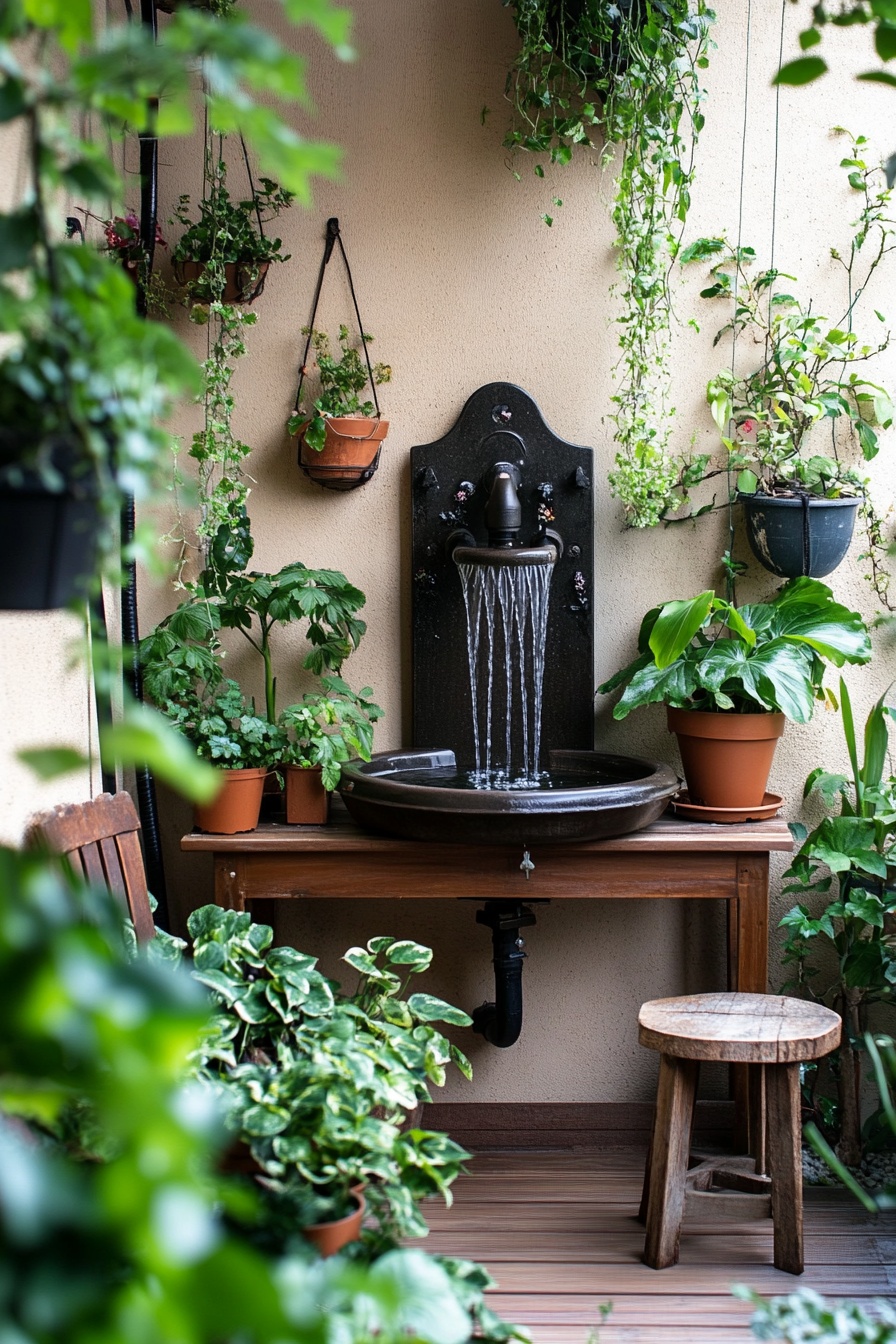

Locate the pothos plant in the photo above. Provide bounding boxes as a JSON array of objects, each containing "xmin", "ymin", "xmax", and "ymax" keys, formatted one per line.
[
  {"xmin": 501, "ymin": 0, "xmax": 715, "ymax": 527},
  {"xmin": 188, "ymin": 908, "xmax": 473, "ymax": 1237},
  {"xmin": 172, "ymin": 151, "xmax": 293, "ymax": 573},
  {"xmin": 678, "ymin": 135, "xmax": 896, "ymax": 605}
]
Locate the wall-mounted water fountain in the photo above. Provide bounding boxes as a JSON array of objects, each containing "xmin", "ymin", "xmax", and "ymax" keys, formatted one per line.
[
  {"xmin": 339, "ymin": 383, "xmax": 678, "ymax": 1046},
  {"xmin": 340, "ymin": 383, "xmax": 676, "ymax": 846}
]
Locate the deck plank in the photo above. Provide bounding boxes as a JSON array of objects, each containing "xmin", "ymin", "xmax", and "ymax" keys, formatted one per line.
[{"xmin": 413, "ymin": 1149, "xmax": 895, "ymax": 1343}]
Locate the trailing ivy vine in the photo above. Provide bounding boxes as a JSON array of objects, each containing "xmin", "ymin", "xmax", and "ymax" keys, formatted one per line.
[
  {"xmin": 170, "ymin": 148, "xmax": 292, "ymax": 580},
  {"xmin": 502, "ymin": 0, "xmax": 715, "ymax": 527}
]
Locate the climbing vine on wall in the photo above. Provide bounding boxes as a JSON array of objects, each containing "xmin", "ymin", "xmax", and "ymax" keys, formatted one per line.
[{"xmin": 502, "ymin": 0, "xmax": 715, "ymax": 527}]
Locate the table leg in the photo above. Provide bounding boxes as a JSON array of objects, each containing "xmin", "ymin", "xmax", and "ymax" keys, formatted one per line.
[
  {"xmin": 731, "ymin": 853, "xmax": 769, "ymax": 1153},
  {"xmin": 215, "ymin": 856, "xmax": 246, "ymax": 912}
]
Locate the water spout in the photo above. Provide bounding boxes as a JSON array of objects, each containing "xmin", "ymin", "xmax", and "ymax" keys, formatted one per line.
[{"xmin": 485, "ymin": 469, "xmax": 522, "ymax": 547}]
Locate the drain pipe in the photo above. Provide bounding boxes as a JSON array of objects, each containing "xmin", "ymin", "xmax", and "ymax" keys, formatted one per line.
[{"xmin": 472, "ymin": 901, "xmax": 538, "ymax": 1048}]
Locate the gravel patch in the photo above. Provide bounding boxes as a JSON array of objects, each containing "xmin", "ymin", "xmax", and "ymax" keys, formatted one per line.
[{"xmin": 803, "ymin": 1143, "xmax": 896, "ymax": 1192}]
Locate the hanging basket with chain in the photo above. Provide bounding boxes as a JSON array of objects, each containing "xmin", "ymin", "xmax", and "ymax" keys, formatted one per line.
[{"xmin": 289, "ymin": 218, "xmax": 390, "ymax": 492}]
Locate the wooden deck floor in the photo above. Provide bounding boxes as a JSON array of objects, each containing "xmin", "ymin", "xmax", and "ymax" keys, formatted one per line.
[{"xmin": 413, "ymin": 1150, "xmax": 896, "ymax": 1344}]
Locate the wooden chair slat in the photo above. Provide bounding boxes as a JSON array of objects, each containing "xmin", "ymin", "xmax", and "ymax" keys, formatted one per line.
[
  {"xmin": 79, "ymin": 841, "xmax": 108, "ymax": 890},
  {"xmin": 26, "ymin": 792, "xmax": 155, "ymax": 944}
]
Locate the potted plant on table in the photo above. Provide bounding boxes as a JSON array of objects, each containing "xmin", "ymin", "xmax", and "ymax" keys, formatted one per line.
[
  {"xmin": 597, "ymin": 577, "xmax": 871, "ymax": 815},
  {"xmin": 140, "ymin": 553, "xmax": 378, "ymax": 830},
  {"xmin": 279, "ymin": 675, "xmax": 384, "ymax": 824},
  {"xmin": 287, "ymin": 324, "xmax": 392, "ymax": 490},
  {"xmin": 188, "ymin": 909, "xmax": 472, "ymax": 1252},
  {"xmin": 158, "ymin": 677, "xmax": 285, "ymax": 833},
  {"xmin": 780, "ymin": 678, "xmax": 896, "ymax": 1164},
  {"xmin": 683, "ymin": 136, "xmax": 896, "ymax": 601}
]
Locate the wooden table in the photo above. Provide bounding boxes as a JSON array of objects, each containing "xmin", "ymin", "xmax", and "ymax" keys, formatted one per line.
[{"xmin": 182, "ymin": 807, "xmax": 792, "ymax": 999}]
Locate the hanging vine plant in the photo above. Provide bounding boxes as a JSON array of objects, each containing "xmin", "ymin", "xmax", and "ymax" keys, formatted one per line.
[
  {"xmin": 501, "ymin": 0, "xmax": 716, "ymax": 528},
  {"xmin": 169, "ymin": 144, "xmax": 292, "ymax": 580}
]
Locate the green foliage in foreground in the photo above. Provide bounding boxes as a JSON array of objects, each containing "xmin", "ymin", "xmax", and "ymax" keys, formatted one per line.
[{"xmin": 0, "ymin": 847, "xmax": 505, "ymax": 1344}]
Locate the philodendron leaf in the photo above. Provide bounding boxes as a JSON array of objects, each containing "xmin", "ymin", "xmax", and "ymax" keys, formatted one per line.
[
  {"xmin": 408, "ymin": 993, "xmax": 473, "ymax": 1027},
  {"xmin": 649, "ymin": 591, "xmax": 715, "ymax": 669},
  {"xmin": 241, "ymin": 1104, "xmax": 290, "ymax": 1138},
  {"xmin": 612, "ymin": 659, "xmax": 693, "ymax": 719},
  {"xmin": 748, "ymin": 641, "xmax": 817, "ymax": 722},
  {"xmin": 383, "ymin": 940, "xmax": 433, "ymax": 969}
]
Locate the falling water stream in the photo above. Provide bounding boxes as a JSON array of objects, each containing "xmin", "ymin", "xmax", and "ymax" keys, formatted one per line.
[{"xmin": 457, "ymin": 560, "xmax": 553, "ymax": 789}]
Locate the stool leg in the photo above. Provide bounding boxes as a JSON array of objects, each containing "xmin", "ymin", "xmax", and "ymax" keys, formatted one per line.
[
  {"xmin": 766, "ymin": 1062, "xmax": 803, "ymax": 1274},
  {"xmin": 643, "ymin": 1054, "xmax": 699, "ymax": 1270}
]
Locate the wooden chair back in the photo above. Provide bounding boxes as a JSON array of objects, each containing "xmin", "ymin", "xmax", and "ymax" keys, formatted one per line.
[{"xmin": 26, "ymin": 791, "xmax": 156, "ymax": 944}]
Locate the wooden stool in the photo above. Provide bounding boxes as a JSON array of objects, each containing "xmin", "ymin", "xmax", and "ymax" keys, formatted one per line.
[{"xmin": 638, "ymin": 992, "xmax": 841, "ymax": 1275}]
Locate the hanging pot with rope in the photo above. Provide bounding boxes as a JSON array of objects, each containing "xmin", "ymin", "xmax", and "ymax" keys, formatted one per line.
[
  {"xmin": 739, "ymin": 490, "xmax": 860, "ymax": 580},
  {"xmin": 290, "ymin": 218, "xmax": 390, "ymax": 492}
]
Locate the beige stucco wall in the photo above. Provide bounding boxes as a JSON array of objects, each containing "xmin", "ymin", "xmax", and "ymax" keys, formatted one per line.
[{"xmin": 3, "ymin": 2, "xmax": 896, "ymax": 1103}]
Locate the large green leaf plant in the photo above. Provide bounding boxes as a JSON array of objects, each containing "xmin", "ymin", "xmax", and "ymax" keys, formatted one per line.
[
  {"xmin": 780, "ymin": 680, "xmax": 896, "ymax": 1165},
  {"xmin": 597, "ymin": 577, "xmax": 871, "ymax": 721}
]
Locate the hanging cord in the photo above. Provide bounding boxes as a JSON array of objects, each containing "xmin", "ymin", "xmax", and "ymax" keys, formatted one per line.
[
  {"xmin": 293, "ymin": 218, "xmax": 381, "ymax": 418},
  {"xmin": 767, "ymin": 0, "xmax": 813, "ymax": 575},
  {"xmin": 725, "ymin": 0, "xmax": 753, "ymax": 604},
  {"xmin": 239, "ymin": 133, "xmax": 266, "ymax": 244}
]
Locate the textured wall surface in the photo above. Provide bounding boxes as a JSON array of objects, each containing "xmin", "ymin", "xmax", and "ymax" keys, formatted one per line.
[{"xmin": 3, "ymin": 2, "xmax": 896, "ymax": 1102}]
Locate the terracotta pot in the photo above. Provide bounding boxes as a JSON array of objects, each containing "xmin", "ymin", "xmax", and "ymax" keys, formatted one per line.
[
  {"xmin": 299, "ymin": 416, "xmax": 388, "ymax": 492},
  {"xmin": 300, "ymin": 1189, "xmax": 365, "ymax": 1257},
  {"xmin": 175, "ymin": 259, "xmax": 270, "ymax": 304},
  {"xmin": 284, "ymin": 764, "xmax": 329, "ymax": 825},
  {"xmin": 194, "ymin": 766, "xmax": 267, "ymax": 834},
  {"xmin": 667, "ymin": 707, "xmax": 785, "ymax": 809}
]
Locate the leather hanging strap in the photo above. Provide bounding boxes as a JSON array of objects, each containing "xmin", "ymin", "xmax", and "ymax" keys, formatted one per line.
[{"xmin": 293, "ymin": 218, "xmax": 380, "ymax": 418}]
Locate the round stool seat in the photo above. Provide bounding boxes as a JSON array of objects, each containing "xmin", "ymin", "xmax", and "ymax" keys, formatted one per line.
[{"xmin": 638, "ymin": 992, "xmax": 841, "ymax": 1064}]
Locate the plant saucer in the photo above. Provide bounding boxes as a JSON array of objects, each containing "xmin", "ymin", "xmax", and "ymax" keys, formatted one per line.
[{"xmin": 671, "ymin": 790, "xmax": 783, "ymax": 824}]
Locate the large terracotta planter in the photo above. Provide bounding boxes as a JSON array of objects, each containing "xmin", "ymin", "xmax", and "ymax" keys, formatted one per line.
[
  {"xmin": 299, "ymin": 415, "xmax": 388, "ymax": 492},
  {"xmin": 300, "ymin": 1189, "xmax": 365, "ymax": 1257},
  {"xmin": 194, "ymin": 766, "xmax": 267, "ymax": 834},
  {"xmin": 174, "ymin": 259, "xmax": 270, "ymax": 304},
  {"xmin": 284, "ymin": 764, "xmax": 329, "ymax": 825},
  {"xmin": 667, "ymin": 708, "xmax": 785, "ymax": 809}
]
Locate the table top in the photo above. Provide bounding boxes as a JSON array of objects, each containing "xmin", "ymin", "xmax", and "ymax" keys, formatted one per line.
[{"xmin": 182, "ymin": 800, "xmax": 793, "ymax": 856}]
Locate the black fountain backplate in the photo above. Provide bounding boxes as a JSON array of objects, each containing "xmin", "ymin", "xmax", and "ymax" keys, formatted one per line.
[{"xmin": 410, "ymin": 382, "xmax": 594, "ymax": 759}]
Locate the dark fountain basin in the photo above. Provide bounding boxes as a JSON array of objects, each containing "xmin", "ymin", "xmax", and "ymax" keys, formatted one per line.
[{"xmin": 338, "ymin": 749, "xmax": 679, "ymax": 845}]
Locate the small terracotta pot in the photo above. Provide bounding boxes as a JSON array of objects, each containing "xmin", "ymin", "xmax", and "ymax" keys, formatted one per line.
[
  {"xmin": 194, "ymin": 766, "xmax": 267, "ymax": 834},
  {"xmin": 300, "ymin": 1189, "xmax": 365, "ymax": 1257},
  {"xmin": 175, "ymin": 259, "xmax": 269, "ymax": 304},
  {"xmin": 299, "ymin": 416, "xmax": 388, "ymax": 492},
  {"xmin": 667, "ymin": 708, "xmax": 785, "ymax": 809},
  {"xmin": 284, "ymin": 765, "xmax": 329, "ymax": 825}
]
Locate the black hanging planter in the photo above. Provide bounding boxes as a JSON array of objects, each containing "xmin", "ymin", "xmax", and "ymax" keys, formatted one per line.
[
  {"xmin": 0, "ymin": 450, "xmax": 100, "ymax": 611},
  {"xmin": 739, "ymin": 492, "xmax": 859, "ymax": 580}
]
